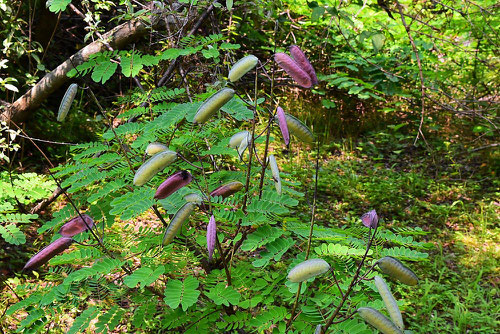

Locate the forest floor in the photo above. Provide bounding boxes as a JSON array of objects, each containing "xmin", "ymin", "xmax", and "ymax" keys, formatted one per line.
[{"xmin": 286, "ymin": 131, "xmax": 499, "ymax": 333}]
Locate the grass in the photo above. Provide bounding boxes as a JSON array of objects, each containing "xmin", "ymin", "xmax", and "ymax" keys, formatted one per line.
[{"xmin": 281, "ymin": 129, "xmax": 499, "ymax": 333}]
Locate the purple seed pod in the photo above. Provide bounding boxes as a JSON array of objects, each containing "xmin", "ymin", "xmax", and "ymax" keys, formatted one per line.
[
  {"xmin": 154, "ymin": 170, "xmax": 193, "ymax": 200},
  {"xmin": 210, "ymin": 181, "xmax": 244, "ymax": 198},
  {"xmin": 361, "ymin": 209, "xmax": 378, "ymax": 229},
  {"xmin": 23, "ymin": 237, "xmax": 73, "ymax": 272},
  {"xmin": 276, "ymin": 106, "xmax": 290, "ymax": 146},
  {"xmin": 59, "ymin": 214, "xmax": 94, "ymax": 237},
  {"xmin": 289, "ymin": 45, "xmax": 318, "ymax": 85},
  {"xmin": 207, "ymin": 215, "xmax": 216, "ymax": 261},
  {"xmin": 274, "ymin": 53, "xmax": 312, "ymax": 88}
]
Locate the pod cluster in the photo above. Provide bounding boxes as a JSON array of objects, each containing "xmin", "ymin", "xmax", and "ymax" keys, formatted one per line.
[
  {"xmin": 23, "ymin": 213, "xmax": 95, "ymax": 272},
  {"xmin": 274, "ymin": 46, "xmax": 318, "ymax": 88}
]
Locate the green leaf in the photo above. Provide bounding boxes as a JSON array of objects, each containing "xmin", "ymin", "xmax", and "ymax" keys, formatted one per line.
[
  {"xmin": 121, "ymin": 51, "xmax": 144, "ymax": 77},
  {"xmin": 206, "ymin": 282, "xmax": 240, "ymax": 306},
  {"xmin": 371, "ymin": 33, "xmax": 386, "ymax": 53},
  {"xmin": 67, "ymin": 306, "xmax": 100, "ymax": 334},
  {"xmin": 95, "ymin": 305, "xmax": 126, "ymax": 333},
  {"xmin": 226, "ymin": 0, "xmax": 233, "ymax": 10},
  {"xmin": 47, "ymin": 0, "xmax": 72, "ymax": 13},
  {"xmin": 164, "ymin": 276, "xmax": 201, "ymax": 311},
  {"xmin": 0, "ymin": 224, "xmax": 26, "ymax": 245},
  {"xmin": 124, "ymin": 265, "xmax": 165, "ymax": 289},
  {"xmin": 314, "ymin": 243, "xmax": 372, "ymax": 257},
  {"xmin": 91, "ymin": 61, "xmax": 118, "ymax": 84},
  {"xmin": 241, "ymin": 226, "xmax": 283, "ymax": 252},
  {"xmin": 311, "ymin": 7, "xmax": 325, "ymax": 21},
  {"xmin": 252, "ymin": 237, "xmax": 295, "ymax": 267},
  {"xmin": 110, "ymin": 188, "xmax": 155, "ymax": 220}
]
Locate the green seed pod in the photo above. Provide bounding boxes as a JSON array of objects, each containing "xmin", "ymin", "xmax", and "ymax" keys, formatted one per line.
[
  {"xmin": 287, "ymin": 258, "xmax": 330, "ymax": 283},
  {"xmin": 229, "ymin": 130, "xmax": 250, "ymax": 149},
  {"xmin": 57, "ymin": 83, "xmax": 78, "ymax": 122},
  {"xmin": 237, "ymin": 133, "xmax": 251, "ymax": 159},
  {"xmin": 374, "ymin": 275, "xmax": 404, "ymax": 330},
  {"xmin": 377, "ymin": 256, "xmax": 419, "ymax": 286},
  {"xmin": 162, "ymin": 202, "xmax": 196, "ymax": 245},
  {"xmin": 357, "ymin": 307, "xmax": 403, "ymax": 334},
  {"xmin": 193, "ymin": 88, "xmax": 235, "ymax": 124},
  {"xmin": 133, "ymin": 150, "xmax": 177, "ymax": 186},
  {"xmin": 146, "ymin": 142, "xmax": 170, "ymax": 156},
  {"xmin": 184, "ymin": 193, "xmax": 203, "ymax": 205},
  {"xmin": 314, "ymin": 325, "xmax": 322, "ymax": 334},
  {"xmin": 228, "ymin": 55, "xmax": 259, "ymax": 82},
  {"xmin": 282, "ymin": 113, "xmax": 314, "ymax": 144},
  {"xmin": 267, "ymin": 154, "xmax": 281, "ymax": 195}
]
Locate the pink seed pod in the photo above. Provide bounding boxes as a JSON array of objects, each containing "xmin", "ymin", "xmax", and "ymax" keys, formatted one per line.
[
  {"xmin": 274, "ymin": 53, "xmax": 312, "ymax": 88},
  {"xmin": 289, "ymin": 45, "xmax": 318, "ymax": 85},
  {"xmin": 23, "ymin": 237, "xmax": 73, "ymax": 272},
  {"xmin": 207, "ymin": 215, "xmax": 216, "ymax": 261},
  {"xmin": 154, "ymin": 170, "xmax": 193, "ymax": 200},
  {"xmin": 59, "ymin": 214, "xmax": 94, "ymax": 237},
  {"xmin": 361, "ymin": 209, "xmax": 378, "ymax": 229},
  {"xmin": 276, "ymin": 106, "xmax": 290, "ymax": 146}
]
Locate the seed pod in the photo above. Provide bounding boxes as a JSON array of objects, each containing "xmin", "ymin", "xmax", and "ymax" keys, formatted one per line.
[
  {"xmin": 283, "ymin": 113, "xmax": 314, "ymax": 144},
  {"xmin": 162, "ymin": 202, "xmax": 196, "ymax": 246},
  {"xmin": 133, "ymin": 150, "xmax": 177, "ymax": 186},
  {"xmin": 276, "ymin": 106, "xmax": 290, "ymax": 146},
  {"xmin": 289, "ymin": 45, "xmax": 318, "ymax": 85},
  {"xmin": 57, "ymin": 83, "xmax": 78, "ymax": 122},
  {"xmin": 267, "ymin": 154, "xmax": 282, "ymax": 195},
  {"xmin": 184, "ymin": 193, "xmax": 203, "ymax": 205},
  {"xmin": 210, "ymin": 181, "xmax": 244, "ymax": 198},
  {"xmin": 228, "ymin": 55, "xmax": 259, "ymax": 82},
  {"xmin": 146, "ymin": 142, "xmax": 170, "ymax": 156},
  {"xmin": 23, "ymin": 237, "xmax": 73, "ymax": 272},
  {"xmin": 377, "ymin": 256, "xmax": 419, "ymax": 286},
  {"xmin": 357, "ymin": 307, "xmax": 403, "ymax": 334},
  {"xmin": 229, "ymin": 131, "xmax": 250, "ymax": 149},
  {"xmin": 314, "ymin": 325, "xmax": 322, "ymax": 334},
  {"xmin": 193, "ymin": 88, "xmax": 235, "ymax": 124},
  {"xmin": 361, "ymin": 209, "xmax": 378, "ymax": 229},
  {"xmin": 287, "ymin": 258, "xmax": 330, "ymax": 283},
  {"xmin": 237, "ymin": 133, "xmax": 251, "ymax": 160},
  {"xmin": 154, "ymin": 170, "xmax": 192, "ymax": 200},
  {"xmin": 274, "ymin": 53, "xmax": 312, "ymax": 88},
  {"xmin": 374, "ymin": 275, "xmax": 404, "ymax": 330},
  {"xmin": 59, "ymin": 214, "xmax": 94, "ymax": 237},
  {"xmin": 206, "ymin": 215, "xmax": 216, "ymax": 261}
]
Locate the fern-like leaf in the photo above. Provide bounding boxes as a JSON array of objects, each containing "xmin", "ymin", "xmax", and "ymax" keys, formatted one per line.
[{"xmin": 164, "ymin": 276, "xmax": 201, "ymax": 311}]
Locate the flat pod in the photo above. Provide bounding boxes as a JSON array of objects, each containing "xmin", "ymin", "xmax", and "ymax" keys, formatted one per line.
[
  {"xmin": 374, "ymin": 275, "xmax": 404, "ymax": 330},
  {"xmin": 267, "ymin": 154, "xmax": 282, "ymax": 195},
  {"xmin": 57, "ymin": 83, "xmax": 78, "ymax": 122},
  {"xmin": 377, "ymin": 256, "xmax": 419, "ymax": 286},
  {"xmin": 357, "ymin": 307, "xmax": 403, "ymax": 334},
  {"xmin": 133, "ymin": 150, "xmax": 177, "ymax": 186},
  {"xmin": 23, "ymin": 237, "xmax": 73, "ymax": 272},
  {"xmin": 193, "ymin": 88, "xmax": 235, "ymax": 124},
  {"xmin": 274, "ymin": 53, "xmax": 312, "ymax": 88},
  {"xmin": 206, "ymin": 215, "xmax": 216, "ymax": 260},
  {"xmin": 289, "ymin": 45, "xmax": 318, "ymax": 85},
  {"xmin": 287, "ymin": 258, "xmax": 330, "ymax": 283},
  {"xmin": 59, "ymin": 214, "xmax": 94, "ymax": 237},
  {"xmin": 229, "ymin": 131, "xmax": 250, "ymax": 149},
  {"xmin": 284, "ymin": 113, "xmax": 314, "ymax": 144},
  {"xmin": 162, "ymin": 202, "xmax": 196, "ymax": 245},
  {"xmin": 210, "ymin": 181, "xmax": 244, "ymax": 198},
  {"xmin": 146, "ymin": 142, "xmax": 170, "ymax": 156},
  {"xmin": 154, "ymin": 170, "xmax": 193, "ymax": 200},
  {"xmin": 228, "ymin": 55, "xmax": 259, "ymax": 82},
  {"xmin": 276, "ymin": 106, "xmax": 290, "ymax": 146}
]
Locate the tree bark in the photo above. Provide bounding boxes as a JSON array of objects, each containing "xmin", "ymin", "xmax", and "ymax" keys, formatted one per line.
[{"xmin": 0, "ymin": 19, "xmax": 149, "ymax": 124}]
